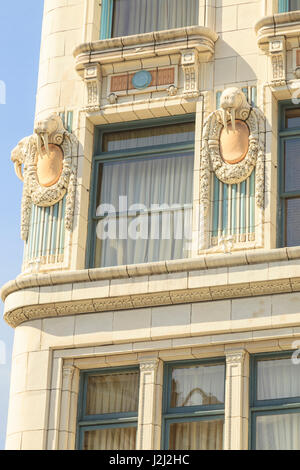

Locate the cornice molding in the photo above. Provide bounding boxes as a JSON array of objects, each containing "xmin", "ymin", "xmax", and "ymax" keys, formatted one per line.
[
  {"xmin": 255, "ymin": 11, "xmax": 300, "ymax": 48},
  {"xmin": 2, "ymin": 247, "xmax": 300, "ymax": 304},
  {"xmin": 73, "ymin": 26, "xmax": 219, "ymax": 73}
]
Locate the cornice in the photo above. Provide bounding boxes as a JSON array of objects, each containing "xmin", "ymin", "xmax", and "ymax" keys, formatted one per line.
[
  {"xmin": 255, "ymin": 11, "xmax": 300, "ymax": 48},
  {"xmin": 3, "ymin": 247, "xmax": 300, "ymax": 328},
  {"xmin": 73, "ymin": 26, "xmax": 219, "ymax": 73}
]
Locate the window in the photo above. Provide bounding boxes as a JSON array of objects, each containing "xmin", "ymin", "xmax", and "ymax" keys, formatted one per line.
[
  {"xmin": 77, "ymin": 368, "xmax": 140, "ymax": 450},
  {"xmin": 162, "ymin": 360, "xmax": 225, "ymax": 450},
  {"xmin": 88, "ymin": 118, "xmax": 195, "ymax": 268},
  {"xmin": 250, "ymin": 353, "xmax": 300, "ymax": 450},
  {"xmin": 100, "ymin": 0, "xmax": 199, "ymax": 39},
  {"xmin": 278, "ymin": 104, "xmax": 300, "ymax": 247},
  {"xmin": 278, "ymin": 0, "xmax": 300, "ymax": 12}
]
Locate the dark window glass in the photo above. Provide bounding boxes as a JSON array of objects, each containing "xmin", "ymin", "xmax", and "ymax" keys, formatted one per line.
[
  {"xmin": 285, "ymin": 108, "xmax": 300, "ymax": 128},
  {"xmin": 112, "ymin": 0, "xmax": 199, "ymax": 37},
  {"xmin": 102, "ymin": 123, "xmax": 195, "ymax": 152},
  {"xmin": 284, "ymin": 139, "xmax": 300, "ymax": 192},
  {"xmin": 286, "ymin": 198, "xmax": 300, "ymax": 246},
  {"xmin": 289, "ymin": 0, "xmax": 300, "ymax": 11}
]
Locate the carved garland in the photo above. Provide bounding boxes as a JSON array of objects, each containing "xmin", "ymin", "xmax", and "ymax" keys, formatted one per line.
[{"xmin": 200, "ymin": 90, "xmax": 265, "ymax": 216}]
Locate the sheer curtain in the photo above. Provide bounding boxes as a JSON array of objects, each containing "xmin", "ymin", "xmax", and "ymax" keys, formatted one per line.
[
  {"xmin": 171, "ymin": 364, "xmax": 225, "ymax": 408},
  {"xmin": 290, "ymin": 0, "xmax": 300, "ymax": 11},
  {"xmin": 169, "ymin": 420, "xmax": 223, "ymax": 450},
  {"xmin": 112, "ymin": 0, "xmax": 199, "ymax": 37},
  {"xmin": 84, "ymin": 426, "xmax": 137, "ymax": 450},
  {"xmin": 255, "ymin": 358, "xmax": 300, "ymax": 450},
  {"xmin": 95, "ymin": 153, "xmax": 193, "ymax": 267}
]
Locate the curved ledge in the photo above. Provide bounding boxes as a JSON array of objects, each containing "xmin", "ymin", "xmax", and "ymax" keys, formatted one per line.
[
  {"xmin": 255, "ymin": 11, "xmax": 300, "ymax": 47},
  {"xmin": 73, "ymin": 25, "xmax": 219, "ymax": 72},
  {"xmin": 2, "ymin": 247, "xmax": 300, "ymax": 328}
]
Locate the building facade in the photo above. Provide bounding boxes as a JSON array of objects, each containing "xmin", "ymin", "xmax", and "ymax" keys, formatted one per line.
[{"xmin": 2, "ymin": 0, "xmax": 300, "ymax": 450}]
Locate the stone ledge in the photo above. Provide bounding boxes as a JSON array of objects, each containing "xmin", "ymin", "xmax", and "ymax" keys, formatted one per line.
[
  {"xmin": 3, "ymin": 275, "xmax": 300, "ymax": 328},
  {"xmin": 255, "ymin": 11, "xmax": 300, "ymax": 48},
  {"xmin": 4, "ymin": 247, "xmax": 300, "ymax": 303},
  {"xmin": 73, "ymin": 25, "xmax": 219, "ymax": 72}
]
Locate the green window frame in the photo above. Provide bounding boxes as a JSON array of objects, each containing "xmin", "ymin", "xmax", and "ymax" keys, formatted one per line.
[
  {"xmin": 100, "ymin": 0, "xmax": 199, "ymax": 39},
  {"xmin": 278, "ymin": 101, "xmax": 300, "ymax": 248},
  {"xmin": 86, "ymin": 115, "xmax": 195, "ymax": 269},
  {"xmin": 76, "ymin": 366, "xmax": 140, "ymax": 450},
  {"xmin": 162, "ymin": 358, "xmax": 226, "ymax": 450},
  {"xmin": 279, "ymin": 0, "xmax": 300, "ymax": 11},
  {"xmin": 250, "ymin": 351, "xmax": 300, "ymax": 450}
]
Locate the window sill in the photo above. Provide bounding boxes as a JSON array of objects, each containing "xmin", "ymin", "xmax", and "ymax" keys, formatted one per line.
[
  {"xmin": 255, "ymin": 11, "xmax": 300, "ymax": 49},
  {"xmin": 74, "ymin": 25, "xmax": 218, "ymax": 73}
]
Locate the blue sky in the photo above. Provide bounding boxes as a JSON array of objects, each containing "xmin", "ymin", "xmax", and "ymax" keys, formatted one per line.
[{"xmin": 0, "ymin": 1, "xmax": 44, "ymax": 449}]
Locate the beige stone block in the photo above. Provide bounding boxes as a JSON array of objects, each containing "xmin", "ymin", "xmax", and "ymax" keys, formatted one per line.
[
  {"xmin": 105, "ymin": 353, "xmax": 138, "ymax": 366},
  {"xmin": 21, "ymin": 430, "xmax": 45, "ymax": 450},
  {"xmin": 188, "ymin": 267, "xmax": 228, "ymax": 288},
  {"xmin": 228, "ymin": 264, "xmax": 268, "ymax": 285},
  {"xmin": 113, "ymin": 308, "xmax": 151, "ymax": 343},
  {"xmin": 132, "ymin": 339, "xmax": 172, "ymax": 352},
  {"xmin": 72, "ymin": 280, "xmax": 109, "ymax": 301},
  {"xmin": 158, "ymin": 348, "xmax": 192, "ymax": 361},
  {"xmin": 246, "ymin": 340, "xmax": 279, "ymax": 353},
  {"xmin": 74, "ymin": 311, "xmax": 113, "ymax": 346},
  {"xmin": 10, "ymin": 353, "xmax": 27, "ymax": 394},
  {"xmin": 26, "ymin": 350, "xmax": 51, "ymax": 391},
  {"xmin": 232, "ymin": 296, "xmax": 271, "ymax": 320},
  {"xmin": 13, "ymin": 320, "xmax": 42, "ymax": 356},
  {"xmin": 5, "ymin": 288, "xmax": 40, "ymax": 312},
  {"xmin": 272, "ymin": 293, "xmax": 300, "ymax": 316},
  {"xmin": 192, "ymin": 344, "xmax": 225, "ymax": 358},
  {"xmin": 5, "ymin": 433, "xmax": 22, "ymax": 450},
  {"xmin": 191, "ymin": 300, "xmax": 231, "ymax": 335},
  {"xmin": 269, "ymin": 260, "xmax": 300, "ymax": 280},
  {"xmin": 252, "ymin": 327, "xmax": 294, "ymax": 340},
  {"xmin": 93, "ymin": 343, "xmax": 133, "ymax": 356},
  {"xmin": 237, "ymin": 2, "xmax": 260, "ymax": 30},
  {"xmin": 173, "ymin": 335, "xmax": 212, "ymax": 348},
  {"xmin": 41, "ymin": 316, "xmax": 75, "ymax": 349},
  {"xmin": 6, "ymin": 391, "xmax": 48, "ymax": 434},
  {"xmin": 148, "ymin": 272, "xmax": 187, "ymax": 293},
  {"xmin": 110, "ymin": 277, "xmax": 149, "ymax": 297},
  {"xmin": 39, "ymin": 284, "xmax": 72, "ymax": 304},
  {"xmin": 216, "ymin": 5, "xmax": 237, "ymax": 32},
  {"xmin": 151, "ymin": 304, "xmax": 191, "ymax": 339}
]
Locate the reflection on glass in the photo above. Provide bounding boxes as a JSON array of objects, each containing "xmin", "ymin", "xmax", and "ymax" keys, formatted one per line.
[
  {"xmin": 285, "ymin": 108, "xmax": 300, "ymax": 128},
  {"xmin": 171, "ymin": 364, "xmax": 225, "ymax": 408},
  {"xmin": 257, "ymin": 358, "xmax": 300, "ymax": 400},
  {"xmin": 284, "ymin": 139, "xmax": 300, "ymax": 192},
  {"xmin": 286, "ymin": 198, "xmax": 300, "ymax": 246},
  {"xmin": 256, "ymin": 413, "xmax": 300, "ymax": 450},
  {"xmin": 86, "ymin": 371, "xmax": 139, "ymax": 415},
  {"xmin": 169, "ymin": 419, "xmax": 223, "ymax": 450},
  {"xmin": 102, "ymin": 123, "xmax": 195, "ymax": 152},
  {"xmin": 84, "ymin": 427, "xmax": 137, "ymax": 450},
  {"xmin": 289, "ymin": 0, "xmax": 300, "ymax": 13},
  {"xmin": 112, "ymin": 0, "xmax": 199, "ymax": 37}
]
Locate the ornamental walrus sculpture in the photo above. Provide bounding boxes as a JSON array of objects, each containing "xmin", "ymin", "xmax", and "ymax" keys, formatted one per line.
[
  {"xmin": 11, "ymin": 113, "xmax": 76, "ymax": 241},
  {"xmin": 219, "ymin": 87, "xmax": 250, "ymax": 133}
]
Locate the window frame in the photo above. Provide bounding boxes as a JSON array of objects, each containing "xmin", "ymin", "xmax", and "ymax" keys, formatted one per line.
[
  {"xmin": 76, "ymin": 366, "xmax": 140, "ymax": 450},
  {"xmin": 86, "ymin": 114, "xmax": 195, "ymax": 269},
  {"xmin": 249, "ymin": 351, "xmax": 300, "ymax": 450},
  {"xmin": 278, "ymin": 101, "xmax": 300, "ymax": 248},
  {"xmin": 162, "ymin": 358, "xmax": 226, "ymax": 450}
]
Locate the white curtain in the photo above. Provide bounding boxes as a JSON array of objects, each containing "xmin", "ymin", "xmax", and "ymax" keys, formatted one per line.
[
  {"xmin": 169, "ymin": 419, "xmax": 224, "ymax": 450},
  {"xmin": 112, "ymin": 0, "xmax": 199, "ymax": 37},
  {"xmin": 290, "ymin": 1, "xmax": 300, "ymax": 11},
  {"xmin": 95, "ymin": 153, "xmax": 193, "ymax": 267},
  {"xmin": 255, "ymin": 358, "xmax": 300, "ymax": 450},
  {"xmin": 256, "ymin": 413, "xmax": 300, "ymax": 450},
  {"xmin": 171, "ymin": 364, "xmax": 225, "ymax": 408},
  {"xmin": 86, "ymin": 371, "xmax": 139, "ymax": 415},
  {"xmin": 84, "ymin": 426, "xmax": 137, "ymax": 450}
]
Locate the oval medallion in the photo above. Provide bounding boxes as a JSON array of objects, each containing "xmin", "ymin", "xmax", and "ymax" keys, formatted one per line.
[
  {"xmin": 37, "ymin": 144, "xmax": 63, "ymax": 187},
  {"xmin": 220, "ymin": 120, "xmax": 249, "ymax": 165},
  {"xmin": 131, "ymin": 70, "xmax": 152, "ymax": 90}
]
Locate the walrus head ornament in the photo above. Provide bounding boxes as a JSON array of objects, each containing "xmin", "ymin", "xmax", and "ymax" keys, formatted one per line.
[{"xmin": 219, "ymin": 87, "xmax": 250, "ymax": 133}]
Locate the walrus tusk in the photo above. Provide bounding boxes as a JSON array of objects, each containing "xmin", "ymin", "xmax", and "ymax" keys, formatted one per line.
[
  {"xmin": 223, "ymin": 108, "xmax": 228, "ymax": 133},
  {"xmin": 43, "ymin": 133, "xmax": 50, "ymax": 156},
  {"xmin": 37, "ymin": 134, "xmax": 43, "ymax": 156},
  {"xmin": 231, "ymin": 108, "xmax": 236, "ymax": 132},
  {"xmin": 14, "ymin": 162, "xmax": 24, "ymax": 181}
]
